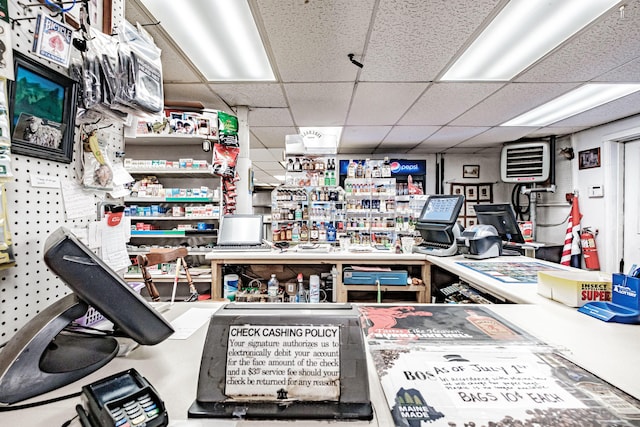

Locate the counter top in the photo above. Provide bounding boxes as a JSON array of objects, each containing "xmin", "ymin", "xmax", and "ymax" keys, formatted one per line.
[{"xmin": 2, "ymin": 301, "xmax": 638, "ymax": 426}]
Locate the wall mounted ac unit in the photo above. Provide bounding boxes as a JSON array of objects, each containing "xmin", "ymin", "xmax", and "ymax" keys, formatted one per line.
[{"xmin": 500, "ymin": 141, "xmax": 550, "ymax": 183}]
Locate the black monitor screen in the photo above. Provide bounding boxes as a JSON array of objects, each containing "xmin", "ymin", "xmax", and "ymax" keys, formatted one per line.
[
  {"xmin": 418, "ymin": 195, "xmax": 464, "ymax": 224},
  {"xmin": 474, "ymin": 203, "xmax": 525, "ymax": 244}
]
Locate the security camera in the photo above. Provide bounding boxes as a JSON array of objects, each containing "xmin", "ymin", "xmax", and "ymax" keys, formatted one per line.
[{"xmin": 348, "ymin": 53, "xmax": 363, "ymax": 69}]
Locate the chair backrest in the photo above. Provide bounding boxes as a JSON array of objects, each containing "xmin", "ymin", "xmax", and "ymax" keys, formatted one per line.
[
  {"xmin": 136, "ymin": 247, "xmax": 188, "ymax": 268},
  {"xmin": 136, "ymin": 247, "xmax": 198, "ymax": 302}
]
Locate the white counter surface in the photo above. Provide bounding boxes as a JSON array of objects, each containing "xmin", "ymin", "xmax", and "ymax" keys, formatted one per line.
[{"xmin": 1, "ymin": 300, "xmax": 638, "ymax": 426}]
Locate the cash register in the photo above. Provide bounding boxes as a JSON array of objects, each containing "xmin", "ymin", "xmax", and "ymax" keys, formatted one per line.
[{"xmin": 413, "ymin": 194, "xmax": 464, "ymax": 256}]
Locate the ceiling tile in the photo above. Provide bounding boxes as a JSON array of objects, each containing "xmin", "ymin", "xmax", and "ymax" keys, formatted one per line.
[
  {"xmin": 516, "ymin": 1, "xmax": 640, "ymax": 83},
  {"xmin": 347, "ymin": 83, "xmax": 427, "ymax": 125},
  {"xmin": 340, "ymin": 126, "xmax": 392, "ymax": 149},
  {"xmin": 285, "ymin": 83, "xmax": 354, "ymax": 126},
  {"xmin": 249, "ymin": 108, "xmax": 294, "ymax": 127},
  {"xmin": 382, "ymin": 125, "xmax": 440, "ymax": 144},
  {"xmin": 459, "ymin": 126, "xmax": 539, "ymax": 146},
  {"xmin": 595, "ymin": 57, "xmax": 640, "ymax": 82},
  {"xmin": 255, "ymin": 0, "xmax": 375, "ymax": 82},
  {"xmin": 549, "ymin": 91, "xmax": 640, "ymax": 127},
  {"xmin": 424, "ymin": 126, "xmax": 490, "ymax": 144},
  {"xmin": 361, "ymin": 0, "xmax": 502, "ymax": 81},
  {"xmin": 451, "ymin": 83, "xmax": 580, "ymax": 126},
  {"xmin": 163, "ymin": 84, "xmax": 230, "ymax": 111},
  {"xmin": 209, "ymin": 83, "xmax": 287, "ymax": 107},
  {"xmin": 399, "ymin": 83, "xmax": 504, "ymax": 125},
  {"xmin": 251, "ymin": 126, "xmax": 297, "ymax": 148}
]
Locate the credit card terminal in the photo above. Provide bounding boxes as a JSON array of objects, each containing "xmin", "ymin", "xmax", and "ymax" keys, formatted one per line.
[{"xmin": 80, "ymin": 368, "xmax": 168, "ymax": 427}]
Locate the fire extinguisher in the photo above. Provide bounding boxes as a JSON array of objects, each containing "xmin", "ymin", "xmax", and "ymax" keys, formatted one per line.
[{"xmin": 580, "ymin": 227, "xmax": 601, "ymax": 270}]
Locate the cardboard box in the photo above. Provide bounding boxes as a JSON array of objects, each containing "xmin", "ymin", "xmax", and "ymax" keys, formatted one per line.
[{"xmin": 538, "ymin": 270, "xmax": 612, "ymax": 307}]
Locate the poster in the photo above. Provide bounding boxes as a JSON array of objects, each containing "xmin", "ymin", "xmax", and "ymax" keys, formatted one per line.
[
  {"xmin": 373, "ymin": 347, "xmax": 640, "ymax": 427},
  {"xmin": 358, "ymin": 305, "xmax": 540, "ymax": 344},
  {"xmin": 456, "ymin": 261, "xmax": 563, "ymax": 284}
]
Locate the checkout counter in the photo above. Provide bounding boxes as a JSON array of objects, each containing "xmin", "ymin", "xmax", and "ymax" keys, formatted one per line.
[{"xmin": 2, "ymin": 299, "xmax": 638, "ymax": 426}]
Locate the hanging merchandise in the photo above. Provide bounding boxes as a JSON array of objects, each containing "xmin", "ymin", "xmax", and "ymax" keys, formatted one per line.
[
  {"xmin": 212, "ymin": 143, "xmax": 239, "ymax": 178},
  {"xmin": 0, "ymin": 79, "xmax": 13, "ymax": 181},
  {"xmin": 114, "ymin": 21, "xmax": 164, "ymax": 115},
  {"xmin": 0, "ymin": 183, "xmax": 15, "ymax": 269},
  {"xmin": 81, "ymin": 129, "xmax": 114, "ymax": 190},
  {"xmin": 212, "ymin": 112, "xmax": 240, "ymax": 178}
]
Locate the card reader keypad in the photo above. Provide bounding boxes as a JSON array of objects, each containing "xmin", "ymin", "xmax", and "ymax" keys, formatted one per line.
[{"xmin": 110, "ymin": 393, "xmax": 160, "ymax": 426}]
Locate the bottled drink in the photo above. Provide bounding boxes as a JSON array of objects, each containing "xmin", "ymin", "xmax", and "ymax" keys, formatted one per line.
[
  {"xmin": 310, "ymin": 222, "xmax": 319, "ymax": 241},
  {"xmin": 294, "ymin": 204, "xmax": 302, "ymax": 220},
  {"xmin": 382, "ymin": 156, "xmax": 391, "ymax": 177},
  {"xmin": 300, "ymin": 222, "xmax": 309, "ymax": 241},
  {"xmin": 347, "ymin": 159, "xmax": 356, "ymax": 178},
  {"xmin": 293, "ymin": 157, "xmax": 302, "ymax": 171},
  {"xmin": 292, "ymin": 222, "xmax": 300, "ymax": 241},
  {"xmin": 319, "ymin": 222, "xmax": 327, "ymax": 241},
  {"xmin": 267, "ymin": 274, "xmax": 279, "ymax": 298},
  {"xmin": 296, "ymin": 273, "xmax": 306, "ymax": 303},
  {"xmin": 356, "ymin": 161, "xmax": 364, "ymax": 178}
]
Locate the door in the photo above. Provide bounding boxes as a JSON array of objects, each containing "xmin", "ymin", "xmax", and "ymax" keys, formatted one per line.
[{"xmin": 623, "ymin": 140, "xmax": 640, "ymax": 270}]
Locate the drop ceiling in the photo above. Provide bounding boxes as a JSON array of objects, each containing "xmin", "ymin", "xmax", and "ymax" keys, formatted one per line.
[{"xmin": 125, "ymin": 0, "xmax": 640, "ymax": 185}]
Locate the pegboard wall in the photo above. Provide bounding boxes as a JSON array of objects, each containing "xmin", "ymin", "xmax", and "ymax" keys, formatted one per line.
[{"xmin": 0, "ymin": 0, "xmax": 126, "ymax": 341}]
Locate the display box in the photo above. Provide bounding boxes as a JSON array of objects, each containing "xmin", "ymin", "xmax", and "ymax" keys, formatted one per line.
[
  {"xmin": 343, "ymin": 268, "xmax": 408, "ymax": 286},
  {"xmin": 537, "ymin": 270, "xmax": 612, "ymax": 307}
]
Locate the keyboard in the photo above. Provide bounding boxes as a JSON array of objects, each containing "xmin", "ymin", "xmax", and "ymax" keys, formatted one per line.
[{"xmin": 209, "ymin": 244, "xmax": 272, "ymax": 252}]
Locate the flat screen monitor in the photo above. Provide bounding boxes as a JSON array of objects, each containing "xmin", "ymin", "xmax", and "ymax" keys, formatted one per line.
[
  {"xmin": 0, "ymin": 227, "xmax": 174, "ymax": 405},
  {"xmin": 475, "ymin": 203, "xmax": 526, "ymax": 244},
  {"xmin": 217, "ymin": 214, "xmax": 264, "ymax": 246},
  {"xmin": 418, "ymin": 194, "xmax": 465, "ymax": 224}
]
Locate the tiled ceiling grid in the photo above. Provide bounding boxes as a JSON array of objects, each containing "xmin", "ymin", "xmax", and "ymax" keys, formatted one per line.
[{"xmin": 0, "ymin": 0, "xmax": 125, "ymax": 341}]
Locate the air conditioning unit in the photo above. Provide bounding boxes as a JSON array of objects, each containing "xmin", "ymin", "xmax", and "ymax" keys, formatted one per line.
[{"xmin": 500, "ymin": 141, "xmax": 550, "ymax": 183}]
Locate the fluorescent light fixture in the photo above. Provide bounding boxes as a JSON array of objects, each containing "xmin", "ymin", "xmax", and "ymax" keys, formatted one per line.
[
  {"xmin": 273, "ymin": 175, "xmax": 286, "ymax": 182},
  {"xmin": 442, "ymin": 0, "xmax": 619, "ymax": 81},
  {"xmin": 138, "ymin": 0, "xmax": 274, "ymax": 81},
  {"xmin": 501, "ymin": 84, "xmax": 640, "ymax": 127}
]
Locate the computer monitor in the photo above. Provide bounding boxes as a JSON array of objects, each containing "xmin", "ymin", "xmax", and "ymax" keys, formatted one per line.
[
  {"xmin": 0, "ymin": 227, "xmax": 175, "ymax": 405},
  {"xmin": 474, "ymin": 203, "xmax": 525, "ymax": 244},
  {"xmin": 418, "ymin": 194, "xmax": 465, "ymax": 224}
]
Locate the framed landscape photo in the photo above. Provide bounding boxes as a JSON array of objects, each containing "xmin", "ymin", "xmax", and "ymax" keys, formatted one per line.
[
  {"xmin": 463, "ymin": 164, "xmax": 480, "ymax": 178},
  {"xmin": 8, "ymin": 51, "xmax": 78, "ymax": 163}
]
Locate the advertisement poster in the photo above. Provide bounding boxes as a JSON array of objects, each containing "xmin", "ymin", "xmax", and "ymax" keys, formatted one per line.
[
  {"xmin": 372, "ymin": 347, "xmax": 640, "ymax": 427},
  {"xmin": 358, "ymin": 305, "xmax": 540, "ymax": 344}
]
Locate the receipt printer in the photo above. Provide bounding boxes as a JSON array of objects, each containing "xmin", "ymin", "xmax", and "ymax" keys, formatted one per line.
[{"xmin": 456, "ymin": 224, "xmax": 502, "ymax": 259}]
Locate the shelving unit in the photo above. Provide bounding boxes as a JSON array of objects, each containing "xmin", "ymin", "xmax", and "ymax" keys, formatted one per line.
[
  {"xmin": 343, "ymin": 177, "xmax": 397, "ymax": 247},
  {"xmin": 270, "ymin": 154, "xmax": 345, "ymax": 245},
  {"xmin": 124, "ymin": 131, "xmax": 222, "ymax": 256}
]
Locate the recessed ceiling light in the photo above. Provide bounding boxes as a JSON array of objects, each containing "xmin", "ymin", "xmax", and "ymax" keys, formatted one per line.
[
  {"xmin": 138, "ymin": 0, "xmax": 274, "ymax": 81},
  {"xmin": 442, "ymin": 0, "xmax": 619, "ymax": 81},
  {"xmin": 501, "ymin": 84, "xmax": 640, "ymax": 127}
]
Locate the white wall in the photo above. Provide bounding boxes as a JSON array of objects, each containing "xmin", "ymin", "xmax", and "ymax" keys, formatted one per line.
[{"xmin": 567, "ymin": 115, "xmax": 640, "ymax": 273}]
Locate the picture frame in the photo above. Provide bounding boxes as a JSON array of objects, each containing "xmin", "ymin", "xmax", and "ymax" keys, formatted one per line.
[
  {"xmin": 465, "ymin": 185, "xmax": 477, "ymax": 201},
  {"xmin": 451, "ymin": 184, "xmax": 464, "ymax": 196},
  {"xmin": 8, "ymin": 51, "xmax": 78, "ymax": 163},
  {"xmin": 578, "ymin": 147, "xmax": 601, "ymax": 170},
  {"xmin": 478, "ymin": 184, "xmax": 492, "ymax": 201},
  {"xmin": 463, "ymin": 164, "xmax": 480, "ymax": 178}
]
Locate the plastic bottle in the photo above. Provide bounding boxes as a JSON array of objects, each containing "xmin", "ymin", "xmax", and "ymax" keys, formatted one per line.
[
  {"xmin": 309, "ymin": 274, "xmax": 320, "ymax": 303},
  {"xmin": 296, "ymin": 273, "xmax": 306, "ymax": 303},
  {"xmin": 267, "ymin": 274, "xmax": 279, "ymax": 299},
  {"xmin": 292, "ymin": 222, "xmax": 300, "ymax": 242}
]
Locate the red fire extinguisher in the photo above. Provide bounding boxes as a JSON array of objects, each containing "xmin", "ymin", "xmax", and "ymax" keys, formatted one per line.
[{"xmin": 580, "ymin": 227, "xmax": 600, "ymax": 270}]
